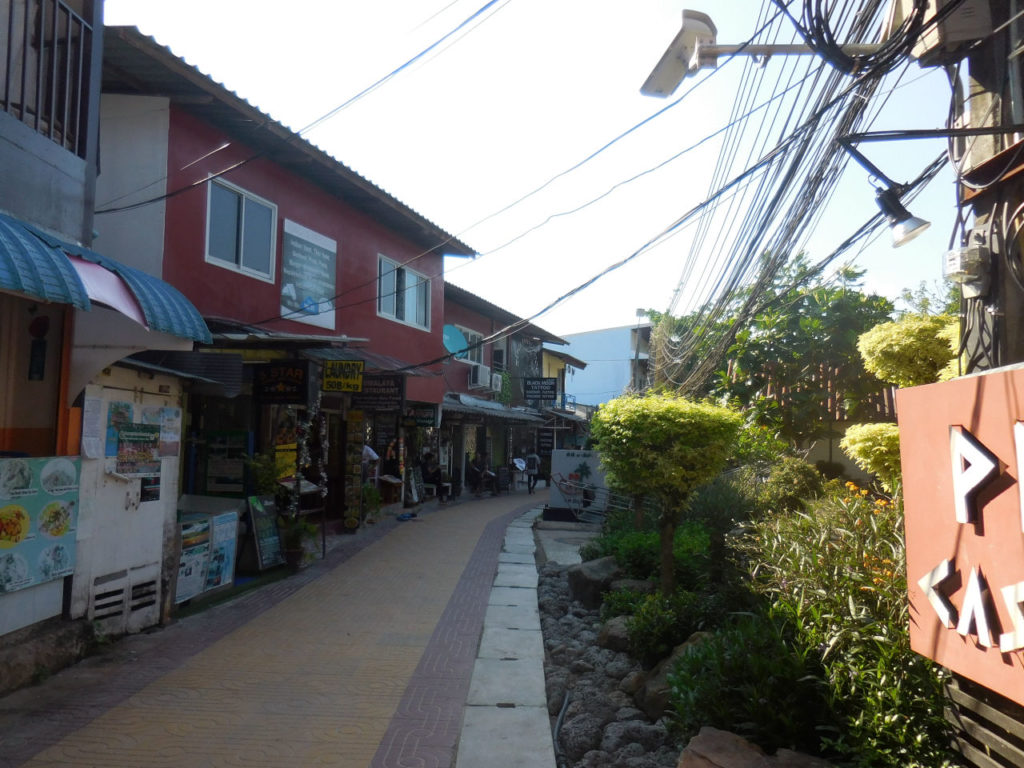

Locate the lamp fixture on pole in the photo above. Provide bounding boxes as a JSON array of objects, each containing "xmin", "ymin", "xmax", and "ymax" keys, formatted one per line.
[{"xmin": 836, "ymin": 136, "xmax": 930, "ymax": 247}]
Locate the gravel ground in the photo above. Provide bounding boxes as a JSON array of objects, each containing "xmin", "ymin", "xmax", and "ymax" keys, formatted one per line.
[{"xmin": 538, "ymin": 561, "xmax": 682, "ymax": 768}]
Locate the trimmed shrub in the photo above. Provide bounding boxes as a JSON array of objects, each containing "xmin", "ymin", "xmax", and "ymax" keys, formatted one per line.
[{"xmin": 840, "ymin": 422, "xmax": 902, "ymax": 493}]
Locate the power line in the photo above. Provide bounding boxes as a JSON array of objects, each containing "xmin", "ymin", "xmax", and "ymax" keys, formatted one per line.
[{"xmin": 95, "ymin": 0, "xmax": 508, "ymax": 215}]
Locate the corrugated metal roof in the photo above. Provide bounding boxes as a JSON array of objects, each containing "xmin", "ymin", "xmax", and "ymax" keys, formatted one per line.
[
  {"xmin": 0, "ymin": 213, "xmax": 90, "ymax": 308},
  {"xmin": 102, "ymin": 27, "xmax": 476, "ymax": 260},
  {"xmin": 444, "ymin": 282, "xmax": 566, "ymax": 345},
  {"xmin": 441, "ymin": 394, "xmax": 543, "ymax": 423}
]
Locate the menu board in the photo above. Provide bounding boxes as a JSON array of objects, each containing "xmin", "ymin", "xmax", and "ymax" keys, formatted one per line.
[
  {"xmin": 249, "ymin": 496, "xmax": 284, "ymax": 570},
  {"xmin": 0, "ymin": 456, "xmax": 80, "ymax": 594}
]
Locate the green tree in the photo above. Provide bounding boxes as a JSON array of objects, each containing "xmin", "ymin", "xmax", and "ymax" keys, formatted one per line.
[
  {"xmin": 590, "ymin": 393, "xmax": 741, "ymax": 595},
  {"xmin": 898, "ymin": 280, "xmax": 960, "ymax": 316},
  {"xmin": 710, "ymin": 263, "xmax": 893, "ymax": 446}
]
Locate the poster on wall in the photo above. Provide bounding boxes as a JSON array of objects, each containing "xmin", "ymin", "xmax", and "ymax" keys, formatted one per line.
[
  {"xmin": 175, "ymin": 515, "xmax": 211, "ymax": 603},
  {"xmin": 204, "ymin": 511, "xmax": 238, "ymax": 590},
  {"xmin": 113, "ymin": 424, "xmax": 161, "ymax": 477},
  {"xmin": 141, "ymin": 406, "xmax": 182, "ymax": 457},
  {"xmin": 279, "ymin": 219, "xmax": 337, "ymax": 330},
  {"xmin": 105, "ymin": 401, "xmax": 134, "ymax": 457},
  {"xmin": 0, "ymin": 456, "xmax": 80, "ymax": 594},
  {"xmin": 548, "ymin": 450, "xmax": 609, "ymax": 513}
]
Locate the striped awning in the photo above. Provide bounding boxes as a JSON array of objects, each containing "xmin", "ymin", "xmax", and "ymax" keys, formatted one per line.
[
  {"xmin": 0, "ymin": 213, "xmax": 210, "ymax": 343},
  {"xmin": 0, "ymin": 213, "xmax": 91, "ymax": 309}
]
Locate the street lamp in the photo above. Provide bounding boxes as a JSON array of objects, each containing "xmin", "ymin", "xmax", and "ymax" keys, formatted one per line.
[{"xmin": 640, "ymin": 9, "xmax": 886, "ymax": 97}]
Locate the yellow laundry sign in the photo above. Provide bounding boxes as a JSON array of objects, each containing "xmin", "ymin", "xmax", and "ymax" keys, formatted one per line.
[{"xmin": 323, "ymin": 360, "xmax": 364, "ymax": 392}]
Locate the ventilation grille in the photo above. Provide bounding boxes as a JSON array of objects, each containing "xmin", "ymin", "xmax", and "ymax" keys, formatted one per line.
[{"xmin": 91, "ymin": 569, "xmax": 128, "ymax": 621}]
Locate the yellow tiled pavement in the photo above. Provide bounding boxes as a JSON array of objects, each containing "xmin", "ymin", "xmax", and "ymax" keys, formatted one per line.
[{"xmin": 19, "ymin": 495, "xmax": 531, "ymax": 768}]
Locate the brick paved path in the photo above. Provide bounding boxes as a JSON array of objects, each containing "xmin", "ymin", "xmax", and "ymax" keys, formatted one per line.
[{"xmin": 0, "ymin": 493, "xmax": 541, "ymax": 768}]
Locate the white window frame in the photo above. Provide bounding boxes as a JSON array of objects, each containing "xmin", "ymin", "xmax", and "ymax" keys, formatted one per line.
[
  {"xmin": 205, "ymin": 178, "xmax": 277, "ymax": 282},
  {"xmin": 377, "ymin": 255, "xmax": 431, "ymax": 330},
  {"xmin": 455, "ymin": 325, "xmax": 484, "ymax": 365}
]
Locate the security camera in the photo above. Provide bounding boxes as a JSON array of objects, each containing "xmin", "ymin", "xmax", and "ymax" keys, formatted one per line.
[{"xmin": 640, "ymin": 10, "xmax": 718, "ymax": 97}]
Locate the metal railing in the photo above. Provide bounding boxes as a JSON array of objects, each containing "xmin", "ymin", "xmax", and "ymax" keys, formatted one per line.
[
  {"xmin": 551, "ymin": 473, "xmax": 658, "ymax": 524},
  {"xmin": 2, "ymin": 0, "xmax": 93, "ymax": 157}
]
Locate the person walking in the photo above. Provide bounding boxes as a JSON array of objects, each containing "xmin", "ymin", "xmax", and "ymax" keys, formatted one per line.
[{"xmin": 525, "ymin": 448, "xmax": 541, "ymax": 494}]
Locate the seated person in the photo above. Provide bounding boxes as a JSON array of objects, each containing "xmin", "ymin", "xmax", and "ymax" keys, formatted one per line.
[{"xmin": 420, "ymin": 452, "xmax": 446, "ymax": 501}]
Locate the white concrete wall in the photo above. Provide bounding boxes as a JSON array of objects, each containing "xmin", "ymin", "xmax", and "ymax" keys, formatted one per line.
[
  {"xmin": 70, "ymin": 366, "xmax": 183, "ymax": 634},
  {"xmin": 95, "ymin": 94, "xmax": 170, "ymax": 275}
]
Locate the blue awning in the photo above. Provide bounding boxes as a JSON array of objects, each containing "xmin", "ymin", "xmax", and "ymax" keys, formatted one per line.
[
  {"xmin": 0, "ymin": 214, "xmax": 211, "ymax": 343},
  {"xmin": 0, "ymin": 213, "xmax": 90, "ymax": 309}
]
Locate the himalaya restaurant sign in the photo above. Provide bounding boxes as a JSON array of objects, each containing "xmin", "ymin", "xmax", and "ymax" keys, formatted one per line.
[{"xmin": 897, "ymin": 365, "xmax": 1024, "ymax": 707}]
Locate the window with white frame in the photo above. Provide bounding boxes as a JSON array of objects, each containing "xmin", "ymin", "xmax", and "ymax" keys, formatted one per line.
[
  {"xmin": 456, "ymin": 326, "xmax": 484, "ymax": 364},
  {"xmin": 378, "ymin": 256, "xmax": 430, "ymax": 329},
  {"xmin": 206, "ymin": 179, "xmax": 277, "ymax": 280}
]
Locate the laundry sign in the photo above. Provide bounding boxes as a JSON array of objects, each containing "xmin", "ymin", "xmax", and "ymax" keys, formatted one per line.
[{"xmin": 897, "ymin": 365, "xmax": 1024, "ymax": 707}]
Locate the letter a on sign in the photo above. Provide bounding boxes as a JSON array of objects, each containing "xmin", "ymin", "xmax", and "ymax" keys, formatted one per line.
[{"xmin": 950, "ymin": 427, "xmax": 998, "ymax": 524}]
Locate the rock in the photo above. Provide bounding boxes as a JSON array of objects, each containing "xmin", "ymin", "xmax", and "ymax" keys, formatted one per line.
[
  {"xmin": 676, "ymin": 727, "xmax": 768, "ymax": 768},
  {"xmin": 620, "ymin": 669, "xmax": 646, "ymax": 695},
  {"xmin": 567, "ymin": 556, "xmax": 622, "ymax": 609},
  {"xmin": 560, "ymin": 713, "xmax": 606, "ymax": 762},
  {"xmin": 579, "ymin": 750, "xmax": 613, "ymax": 768},
  {"xmin": 636, "ymin": 632, "xmax": 711, "ymax": 721},
  {"xmin": 546, "ymin": 667, "xmax": 569, "ymax": 715},
  {"xmin": 604, "ymin": 654, "xmax": 635, "ymax": 681},
  {"xmin": 616, "ymin": 706, "xmax": 647, "ymax": 721},
  {"xmin": 601, "ymin": 719, "xmax": 668, "ymax": 754},
  {"xmin": 598, "ymin": 615, "xmax": 631, "ymax": 652}
]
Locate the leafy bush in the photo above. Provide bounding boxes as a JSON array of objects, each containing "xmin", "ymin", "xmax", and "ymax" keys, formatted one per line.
[
  {"xmin": 840, "ymin": 422, "xmax": 902, "ymax": 493},
  {"xmin": 744, "ymin": 456, "xmax": 823, "ymax": 516},
  {"xmin": 667, "ymin": 613, "xmax": 831, "ymax": 753},
  {"xmin": 731, "ymin": 422, "xmax": 792, "ymax": 467},
  {"xmin": 739, "ymin": 483, "xmax": 953, "ymax": 766},
  {"xmin": 599, "ymin": 588, "xmax": 648, "ymax": 622},
  {"xmin": 626, "ymin": 589, "xmax": 727, "ymax": 668},
  {"xmin": 857, "ymin": 314, "xmax": 956, "ymax": 388},
  {"xmin": 580, "ymin": 519, "xmax": 711, "ymax": 588}
]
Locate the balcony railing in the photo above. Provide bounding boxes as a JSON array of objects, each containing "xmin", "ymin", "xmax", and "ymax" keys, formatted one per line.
[{"xmin": 1, "ymin": 0, "xmax": 93, "ymax": 157}]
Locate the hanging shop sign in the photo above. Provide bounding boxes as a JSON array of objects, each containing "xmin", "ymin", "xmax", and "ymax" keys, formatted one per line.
[
  {"xmin": 524, "ymin": 377, "xmax": 558, "ymax": 401},
  {"xmin": 897, "ymin": 365, "xmax": 1024, "ymax": 708},
  {"xmin": 323, "ymin": 360, "xmax": 364, "ymax": 393},
  {"xmin": 254, "ymin": 360, "xmax": 313, "ymax": 404},
  {"xmin": 538, "ymin": 428, "xmax": 555, "ymax": 456},
  {"xmin": 0, "ymin": 456, "xmax": 80, "ymax": 593},
  {"xmin": 350, "ymin": 373, "xmax": 405, "ymax": 411},
  {"xmin": 403, "ymin": 404, "xmax": 438, "ymax": 429}
]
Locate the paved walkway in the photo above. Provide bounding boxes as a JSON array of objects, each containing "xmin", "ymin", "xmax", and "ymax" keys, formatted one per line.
[{"xmin": 0, "ymin": 489, "xmax": 561, "ymax": 768}]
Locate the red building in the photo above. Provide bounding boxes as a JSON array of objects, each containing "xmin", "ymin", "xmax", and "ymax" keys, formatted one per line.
[{"xmin": 98, "ymin": 28, "xmax": 474, "ymax": 519}]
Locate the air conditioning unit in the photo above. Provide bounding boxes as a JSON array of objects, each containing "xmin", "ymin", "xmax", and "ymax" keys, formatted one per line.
[
  {"xmin": 490, "ymin": 373, "xmax": 504, "ymax": 393},
  {"xmin": 886, "ymin": 0, "xmax": 991, "ymax": 65},
  {"xmin": 469, "ymin": 364, "xmax": 491, "ymax": 389}
]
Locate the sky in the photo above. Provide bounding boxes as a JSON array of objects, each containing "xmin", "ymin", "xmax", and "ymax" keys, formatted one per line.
[{"xmin": 103, "ymin": 0, "xmax": 959, "ymax": 338}]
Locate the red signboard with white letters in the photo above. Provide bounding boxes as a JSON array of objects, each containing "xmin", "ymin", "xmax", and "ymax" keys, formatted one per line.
[{"xmin": 897, "ymin": 366, "xmax": 1024, "ymax": 706}]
